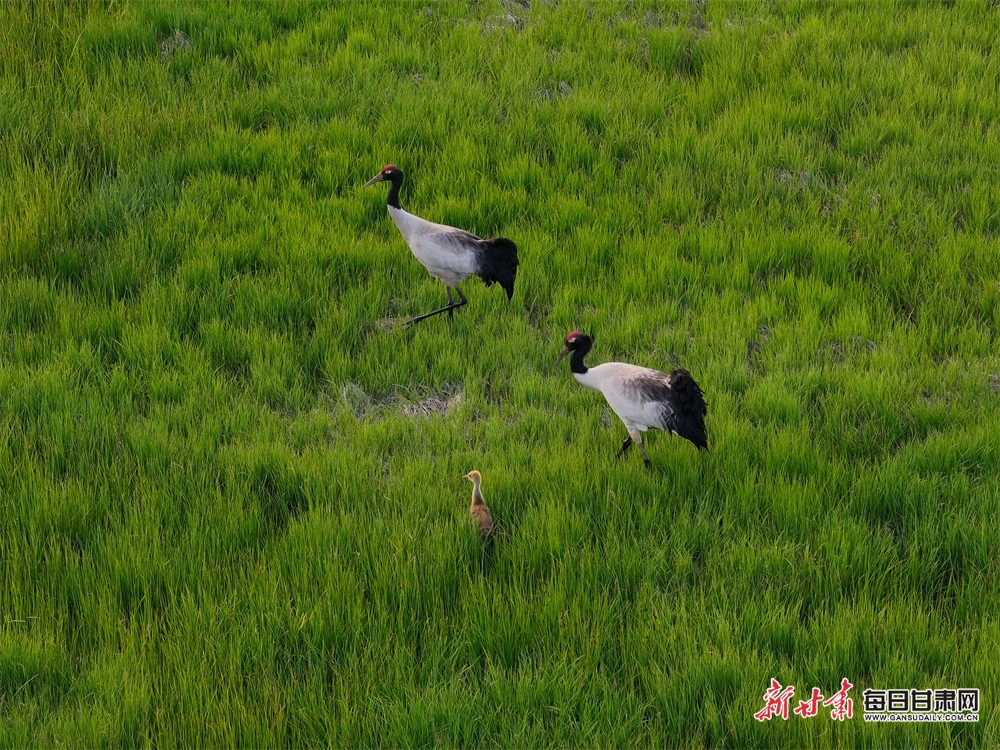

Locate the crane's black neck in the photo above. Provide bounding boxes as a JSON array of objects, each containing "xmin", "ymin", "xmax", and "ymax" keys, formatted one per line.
[
  {"xmin": 385, "ymin": 171, "xmax": 404, "ymax": 210},
  {"xmin": 569, "ymin": 336, "xmax": 593, "ymax": 374}
]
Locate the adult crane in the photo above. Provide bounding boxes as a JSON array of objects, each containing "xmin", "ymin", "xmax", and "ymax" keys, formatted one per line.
[
  {"xmin": 555, "ymin": 332, "xmax": 708, "ymax": 467},
  {"xmin": 365, "ymin": 165, "xmax": 518, "ymax": 326}
]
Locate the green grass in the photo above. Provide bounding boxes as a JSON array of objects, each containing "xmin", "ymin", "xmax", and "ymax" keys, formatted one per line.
[{"xmin": 2, "ymin": 0, "xmax": 999, "ymax": 745}]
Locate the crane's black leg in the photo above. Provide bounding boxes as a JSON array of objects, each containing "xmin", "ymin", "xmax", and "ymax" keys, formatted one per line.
[
  {"xmin": 616, "ymin": 436, "xmax": 633, "ymax": 459},
  {"xmin": 446, "ymin": 288, "xmax": 455, "ymax": 321},
  {"xmin": 407, "ymin": 285, "xmax": 469, "ymax": 327},
  {"xmin": 639, "ymin": 440, "xmax": 651, "ymax": 469},
  {"xmin": 407, "ymin": 304, "xmax": 455, "ymax": 325}
]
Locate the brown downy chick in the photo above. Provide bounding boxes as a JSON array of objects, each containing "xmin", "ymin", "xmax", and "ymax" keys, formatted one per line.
[{"xmin": 463, "ymin": 470, "xmax": 494, "ymax": 536}]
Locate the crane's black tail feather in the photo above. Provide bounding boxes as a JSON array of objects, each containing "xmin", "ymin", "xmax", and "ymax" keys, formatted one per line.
[
  {"xmin": 669, "ymin": 368, "xmax": 709, "ymax": 451},
  {"xmin": 476, "ymin": 238, "xmax": 518, "ymax": 301}
]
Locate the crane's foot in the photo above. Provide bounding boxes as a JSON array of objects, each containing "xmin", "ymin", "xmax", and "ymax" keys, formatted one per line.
[{"xmin": 640, "ymin": 443, "xmax": 652, "ymax": 469}]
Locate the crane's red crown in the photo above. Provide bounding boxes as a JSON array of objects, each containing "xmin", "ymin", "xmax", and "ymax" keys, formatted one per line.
[
  {"xmin": 565, "ymin": 331, "xmax": 585, "ymax": 345},
  {"xmin": 383, "ymin": 164, "xmax": 399, "ymax": 173}
]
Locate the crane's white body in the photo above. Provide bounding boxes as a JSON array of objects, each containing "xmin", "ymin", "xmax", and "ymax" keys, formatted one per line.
[
  {"xmin": 573, "ymin": 363, "xmax": 678, "ymax": 440},
  {"xmin": 388, "ymin": 206, "xmax": 479, "ymax": 287}
]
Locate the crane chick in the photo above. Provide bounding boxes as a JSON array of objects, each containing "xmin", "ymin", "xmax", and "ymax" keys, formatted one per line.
[{"xmin": 463, "ymin": 470, "xmax": 494, "ymax": 536}]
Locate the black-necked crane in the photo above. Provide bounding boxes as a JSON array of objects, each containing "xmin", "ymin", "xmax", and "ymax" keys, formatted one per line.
[
  {"xmin": 554, "ymin": 332, "xmax": 708, "ymax": 468},
  {"xmin": 364, "ymin": 165, "xmax": 519, "ymax": 326},
  {"xmin": 463, "ymin": 470, "xmax": 494, "ymax": 536}
]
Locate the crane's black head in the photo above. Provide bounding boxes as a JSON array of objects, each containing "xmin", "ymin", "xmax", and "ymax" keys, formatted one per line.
[
  {"xmin": 364, "ymin": 164, "xmax": 403, "ymax": 186},
  {"xmin": 365, "ymin": 164, "xmax": 403, "ymax": 208},
  {"xmin": 554, "ymin": 331, "xmax": 593, "ymax": 374},
  {"xmin": 562, "ymin": 331, "xmax": 592, "ymax": 352},
  {"xmin": 364, "ymin": 164, "xmax": 405, "ymax": 208}
]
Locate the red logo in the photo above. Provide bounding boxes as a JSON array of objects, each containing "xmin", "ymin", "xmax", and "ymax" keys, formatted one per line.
[
  {"xmin": 754, "ymin": 679, "xmax": 796, "ymax": 721},
  {"xmin": 757, "ymin": 678, "xmax": 854, "ymax": 721}
]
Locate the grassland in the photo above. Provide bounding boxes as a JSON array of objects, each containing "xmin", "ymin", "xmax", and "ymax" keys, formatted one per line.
[{"xmin": 2, "ymin": 0, "xmax": 1000, "ymax": 745}]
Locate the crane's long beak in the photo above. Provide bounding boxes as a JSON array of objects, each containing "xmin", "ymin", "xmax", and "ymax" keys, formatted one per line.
[
  {"xmin": 552, "ymin": 345, "xmax": 570, "ymax": 371},
  {"xmin": 364, "ymin": 172, "xmax": 385, "ymax": 187}
]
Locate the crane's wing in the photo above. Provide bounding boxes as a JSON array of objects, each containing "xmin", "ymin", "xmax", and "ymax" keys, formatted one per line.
[{"xmin": 619, "ymin": 368, "xmax": 708, "ymax": 450}]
